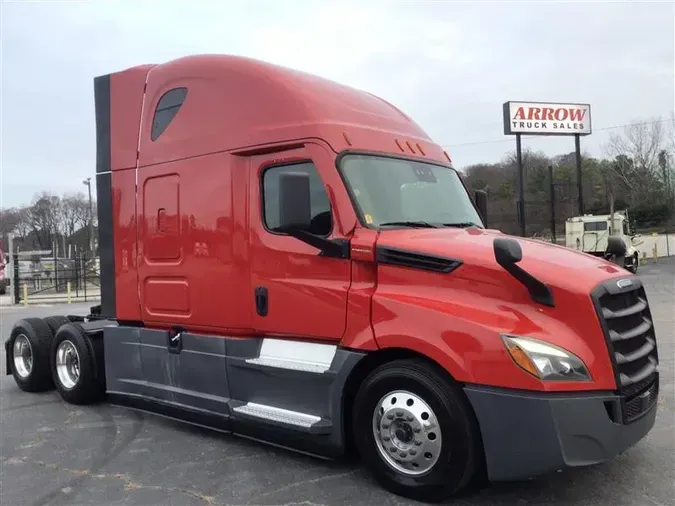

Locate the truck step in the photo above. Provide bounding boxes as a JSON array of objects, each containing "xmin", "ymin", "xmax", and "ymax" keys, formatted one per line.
[
  {"xmin": 245, "ymin": 357, "xmax": 330, "ymax": 374},
  {"xmin": 245, "ymin": 338, "xmax": 336, "ymax": 374},
  {"xmin": 232, "ymin": 402, "xmax": 321, "ymax": 428}
]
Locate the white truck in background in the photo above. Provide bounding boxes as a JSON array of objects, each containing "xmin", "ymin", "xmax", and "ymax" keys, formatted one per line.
[{"xmin": 565, "ymin": 210, "xmax": 643, "ymax": 273}]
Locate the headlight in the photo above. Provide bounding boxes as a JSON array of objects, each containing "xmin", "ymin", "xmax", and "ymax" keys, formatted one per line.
[{"xmin": 502, "ymin": 335, "xmax": 592, "ymax": 381}]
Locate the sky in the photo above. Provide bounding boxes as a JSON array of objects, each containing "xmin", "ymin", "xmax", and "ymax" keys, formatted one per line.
[{"xmin": 1, "ymin": 0, "xmax": 673, "ymax": 209}]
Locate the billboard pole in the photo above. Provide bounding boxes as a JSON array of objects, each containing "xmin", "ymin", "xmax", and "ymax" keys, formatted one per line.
[
  {"xmin": 503, "ymin": 101, "xmax": 591, "ymax": 236},
  {"xmin": 516, "ymin": 133, "xmax": 526, "ymax": 237},
  {"xmin": 575, "ymin": 134, "xmax": 584, "ymax": 215},
  {"xmin": 549, "ymin": 165, "xmax": 556, "ymax": 243}
]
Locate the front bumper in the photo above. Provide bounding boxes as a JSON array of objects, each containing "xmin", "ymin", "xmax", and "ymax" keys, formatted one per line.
[{"xmin": 464, "ymin": 377, "xmax": 658, "ymax": 482}]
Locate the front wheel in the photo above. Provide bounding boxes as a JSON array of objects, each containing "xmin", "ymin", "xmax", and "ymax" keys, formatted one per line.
[
  {"xmin": 625, "ymin": 253, "xmax": 639, "ymax": 273},
  {"xmin": 351, "ymin": 359, "xmax": 484, "ymax": 503}
]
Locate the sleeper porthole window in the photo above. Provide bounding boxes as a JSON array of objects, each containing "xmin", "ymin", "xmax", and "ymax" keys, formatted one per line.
[{"xmin": 151, "ymin": 87, "xmax": 187, "ymax": 141}]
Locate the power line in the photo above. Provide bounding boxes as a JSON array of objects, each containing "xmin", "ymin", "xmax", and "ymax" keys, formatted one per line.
[{"xmin": 440, "ymin": 118, "xmax": 672, "ymax": 149}]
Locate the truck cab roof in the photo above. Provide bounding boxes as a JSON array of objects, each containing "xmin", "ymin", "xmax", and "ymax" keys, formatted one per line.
[{"xmin": 99, "ymin": 54, "xmax": 450, "ymax": 174}]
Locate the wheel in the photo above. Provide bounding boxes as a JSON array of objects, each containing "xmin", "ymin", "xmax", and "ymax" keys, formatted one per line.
[
  {"xmin": 625, "ymin": 253, "xmax": 638, "ymax": 273},
  {"xmin": 7, "ymin": 318, "xmax": 55, "ymax": 392},
  {"xmin": 43, "ymin": 316, "xmax": 71, "ymax": 337},
  {"xmin": 50, "ymin": 323, "xmax": 106, "ymax": 405},
  {"xmin": 351, "ymin": 359, "xmax": 483, "ymax": 503}
]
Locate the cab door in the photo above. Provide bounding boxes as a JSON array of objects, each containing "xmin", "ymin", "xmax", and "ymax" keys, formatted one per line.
[{"xmin": 247, "ymin": 143, "xmax": 351, "ymax": 342}]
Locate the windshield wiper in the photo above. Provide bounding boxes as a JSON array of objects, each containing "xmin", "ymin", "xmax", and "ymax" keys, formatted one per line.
[
  {"xmin": 379, "ymin": 221, "xmax": 439, "ymax": 228},
  {"xmin": 440, "ymin": 222, "xmax": 481, "ymax": 228}
]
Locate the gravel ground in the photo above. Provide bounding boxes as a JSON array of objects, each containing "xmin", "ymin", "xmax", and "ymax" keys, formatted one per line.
[{"xmin": 1, "ymin": 259, "xmax": 673, "ymax": 506}]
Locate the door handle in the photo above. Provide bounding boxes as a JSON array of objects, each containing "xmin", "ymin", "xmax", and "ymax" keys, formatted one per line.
[
  {"xmin": 167, "ymin": 326, "xmax": 185, "ymax": 354},
  {"xmin": 255, "ymin": 286, "xmax": 268, "ymax": 317}
]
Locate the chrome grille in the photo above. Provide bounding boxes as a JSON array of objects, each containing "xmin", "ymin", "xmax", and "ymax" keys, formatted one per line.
[
  {"xmin": 591, "ymin": 277, "xmax": 659, "ymax": 423},
  {"xmin": 622, "ymin": 377, "xmax": 659, "ymax": 424}
]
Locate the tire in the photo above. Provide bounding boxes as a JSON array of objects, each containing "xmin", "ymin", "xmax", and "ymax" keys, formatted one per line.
[
  {"xmin": 50, "ymin": 323, "xmax": 106, "ymax": 405},
  {"xmin": 6, "ymin": 318, "xmax": 55, "ymax": 392},
  {"xmin": 352, "ymin": 359, "xmax": 483, "ymax": 503},
  {"xmin": 43, "ymin": 316, "xmax": 71, "ymax": 338},
  {"xmin": 626, "ymin": 253, "xmax": 639, "ymax": 274}
]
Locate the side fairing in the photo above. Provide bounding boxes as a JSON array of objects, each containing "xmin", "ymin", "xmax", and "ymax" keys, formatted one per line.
[{"xmin": 94, "ymin": 65, "xmax": 155, "ymax": 320}]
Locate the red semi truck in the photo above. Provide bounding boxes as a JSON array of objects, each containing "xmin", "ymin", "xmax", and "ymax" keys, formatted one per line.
[{"xmin": 5, "ymin": 55, "xmax": 660, "ymax": 502}]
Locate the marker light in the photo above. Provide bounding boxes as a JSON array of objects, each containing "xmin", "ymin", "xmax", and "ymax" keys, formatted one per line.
[{"xmin": 502, "ymin": 335, "xmax": 592, "ymax": 381}]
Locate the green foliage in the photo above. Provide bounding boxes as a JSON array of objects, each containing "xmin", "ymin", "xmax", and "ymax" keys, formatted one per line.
[
  {"xmin": 630, "ymin": 204, "xmax": 672, "ymax": 229},
  {"xmin": 462, "ymin": 145, "xmax": 674, "ymax": 235}
]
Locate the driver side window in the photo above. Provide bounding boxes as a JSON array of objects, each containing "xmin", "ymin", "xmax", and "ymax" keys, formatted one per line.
[{"xmin": 262, "ymin": 162, "xmax": 332, "ymax": 237}]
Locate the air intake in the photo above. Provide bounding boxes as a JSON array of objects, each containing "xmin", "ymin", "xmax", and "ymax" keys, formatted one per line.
[{"xmin": 376, "ymin": 247, "xmax": 462, "ymax": 273}]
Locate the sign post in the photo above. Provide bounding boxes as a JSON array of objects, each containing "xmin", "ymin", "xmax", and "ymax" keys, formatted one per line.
[
  {"xmin": 516, "ymin": 134, "xmax": 525, "ymax": 236},
  {"xmin": 503, "ymin": 101, "xmax": 592, "ymax": 236},
  {"xmin": 548, "ymin": 165, "xmax": 556, "ymax": 243},
  {"xmin": 575, "ymin": 134, "xmax": 584, "ymax": 215}
]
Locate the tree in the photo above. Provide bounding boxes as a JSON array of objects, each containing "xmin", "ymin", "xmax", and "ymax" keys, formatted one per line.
[
  {"xmin": 604, "ymin": 118, "xmax": 666, "ymax": 205},
  {"xmin": 0, "ymin": 208, "xmax": 22, "ymax": 239},
  {"xmin": 13, "ymin": 207, "xmax": 32, "ymax": 243},
  {"xmin": 61, "ymin": 192, "xmax": 91, "ymax": 237},
  {"xmin": 27, "ymin": 192, "xmax": 61, "ymax": 251}
]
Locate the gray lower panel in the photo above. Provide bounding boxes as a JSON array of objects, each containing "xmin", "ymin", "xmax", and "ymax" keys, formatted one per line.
[
  {"xmin": 104, "ymin": 326, "xmax": 231, "ymax": 415},
  {"xmin": 103, "ymin": 326, "xmax": 144, "ymax": 395},
  {"xmin": 103, "ymin": 326, "xmax": 366, "ymax": 456},
  {"xmin": 227, "ymin": 359, "xmax": 336, "ymax": 419},
  {"xmin": 464, "ymin": 384, "xmax": 658, "ymax": 481}
]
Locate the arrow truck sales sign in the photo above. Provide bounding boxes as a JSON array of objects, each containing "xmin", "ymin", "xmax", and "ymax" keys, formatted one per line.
[{"xmin": 503, "ymin": 101, "xmax": 591, "ymax": 136}]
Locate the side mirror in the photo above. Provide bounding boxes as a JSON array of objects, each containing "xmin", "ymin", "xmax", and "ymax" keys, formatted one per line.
[
  {"xmin": 606, "ymin": 236, "xmax": 627, "ymax": 256},
  {"xmin": 274, "ymin": 171, "xmax": 349, "ymax": 260},
  {"xmin": 474, "ymin": 190, "xmax": 488, "ymax": 227},
  {"xmin": 493, "ymin": 237, "xmax": 555, "ymax": 307},
  {"xmin": 278, "ymin": 172, "xmax": 312, "ymax": 231},
  {"xmin": 494, "ymin": 237, "xmax": 522, "ymax": 265}
]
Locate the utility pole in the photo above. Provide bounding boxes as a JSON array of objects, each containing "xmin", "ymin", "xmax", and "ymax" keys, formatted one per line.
[
  {"xmin": 8, "ymin": 233, "xmax": 16, "ymax": 305},
  {"xmin": 609, "ymin": 192, "xmax": 615, "ymax": 235},
  {"xmin": 83, "ymin": 177, "xmax": 94, "ymax": 253}
]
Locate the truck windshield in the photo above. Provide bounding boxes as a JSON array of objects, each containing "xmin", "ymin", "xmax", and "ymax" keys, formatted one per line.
[{"xmin": 339, "ymin": 154, "xmax": 483, "ymax": 228}]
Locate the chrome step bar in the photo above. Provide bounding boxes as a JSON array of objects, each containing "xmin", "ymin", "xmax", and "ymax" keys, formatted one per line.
[{"xmin": 232, "ymin": 402, "xmax": 321, "ymax": 428}]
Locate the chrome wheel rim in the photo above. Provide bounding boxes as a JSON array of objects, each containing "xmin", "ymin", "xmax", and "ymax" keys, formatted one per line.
[
  {"xmin": 56, "ymin": 340, "xmax": 80, "ymax": 389},
  {"xmin": 372, "ymin": 390, "xmax": 443, "ymax": 476},
  {"xmin": 12, "ymin": 334, "xmax": 33, "ymax": 378}
]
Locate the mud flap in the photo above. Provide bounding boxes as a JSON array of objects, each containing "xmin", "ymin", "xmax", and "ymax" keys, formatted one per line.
[{"xmin": 5, "ymin": 338, "xmax": 11, "ymax": 375}]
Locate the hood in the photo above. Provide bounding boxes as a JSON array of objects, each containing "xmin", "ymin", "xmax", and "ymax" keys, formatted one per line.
[{"xmin": 376, "ymin": 227, "xmax": 629, "ymax": 295}]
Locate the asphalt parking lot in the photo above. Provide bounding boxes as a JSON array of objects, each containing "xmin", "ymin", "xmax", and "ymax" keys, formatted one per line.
[{"xmin": 1, "ymin": 259, "xmax": 673, "ymax": 506}]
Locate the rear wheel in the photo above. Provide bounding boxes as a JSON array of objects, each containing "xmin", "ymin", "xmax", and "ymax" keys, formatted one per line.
[
  {"xmin": 43, "ymin": 316, "xmax": 71, "ymax": 338},
  {"xmin": 51, "ymin": 323, "xmax": 106, "ymax": 405},
  {"xmin": 352, "ymin": 359, "xmax": 483, "ymax": 503},
  {"xmin": 7, "ymin": 318, "xmax": 54, "ymax": 392}
]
